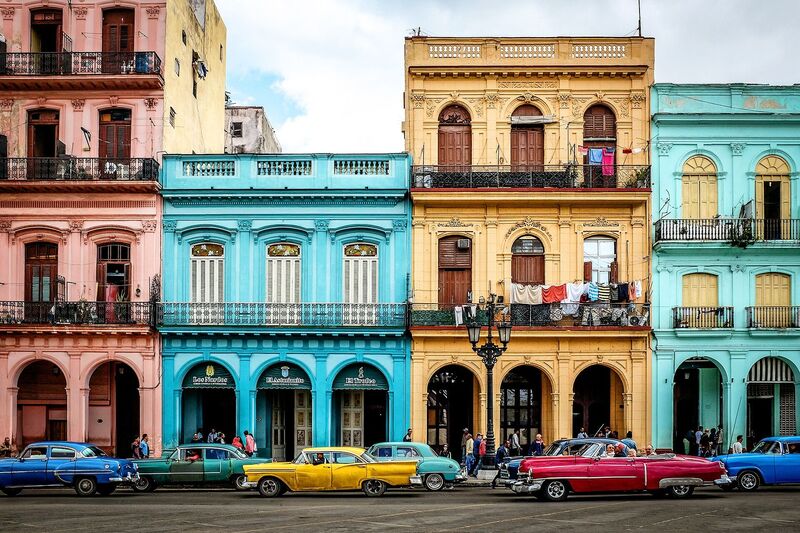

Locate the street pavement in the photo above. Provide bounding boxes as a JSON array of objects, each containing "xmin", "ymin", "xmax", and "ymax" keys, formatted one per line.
[{"xmin": 1, "ymin": 485, "xmax": 799, "ymax": 532}]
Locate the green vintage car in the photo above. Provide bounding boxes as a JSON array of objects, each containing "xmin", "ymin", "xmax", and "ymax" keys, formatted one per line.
[
  {"xmin": 132, "ymin": 444, "xmax": 265, "ymax": 492},
  {"xmin": 366, "ymin": 442, "xmax": 467, "ymax": 491}
]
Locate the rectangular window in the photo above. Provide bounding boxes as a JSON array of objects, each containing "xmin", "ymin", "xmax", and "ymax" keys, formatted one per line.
[
  {"xmin": 219, "ymin": 44, "xmax": 223, "ymax": 61},
  {"xmin": 174, "ymin": 58, "xmax": 180, "ymax": 76},
  {"xmin": 231, "ymin": 122, "xmax": 243, "ymax": 138},
  {"xmin": 192, "ymin": 79, "xmax": 197, "ymax": 98},
  {"xmin": 583, "ymin": 237, "xmax": 616, "ymax": 284},
  {"xmin": 169, "ymin": 107, "xmax": 176, "ymax": 127}
]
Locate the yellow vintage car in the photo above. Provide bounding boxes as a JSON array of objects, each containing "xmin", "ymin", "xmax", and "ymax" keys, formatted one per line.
[{"xmin": 243, "ymin": 447, "xmax": 422, "ymax": 497}]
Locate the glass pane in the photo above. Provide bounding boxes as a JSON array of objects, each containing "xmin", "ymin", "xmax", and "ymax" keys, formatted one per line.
[
  {"xmin": 268, "ymin": 243, "xmax": 300, "ymax": 257},
  {"xmin": 191, "ymin": 243, "xmax": 224, "ymax": 257},
  {"xmin": 598, "ymin": 239, "xmax": 615, "ymax": 255}
]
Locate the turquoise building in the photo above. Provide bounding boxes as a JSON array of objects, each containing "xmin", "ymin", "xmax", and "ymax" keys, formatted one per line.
[
  {"xmin": 158, "ymin": 153, "xmax": 411, "ymax": 458},
  {"xmin": 651, "ymin": 84, "xmax": 800, "ymax": 452}
]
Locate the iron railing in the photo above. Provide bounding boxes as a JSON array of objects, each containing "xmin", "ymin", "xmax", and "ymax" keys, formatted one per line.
[
  {"xmin": 0, "ymin": 51, "xmax": 162, "ymax": 76},
  {"xmin": 1, "ymin": 157, "xmax": 159, "ymax": 181},
  {"xmin": 158, "ymin": 302, "xmax": 407, "ymax": 327},
  {"xmin": 655, "ymin": 219, "xmax": 800, "ymax": 242},
  {"xmin": 410, "ymin": 303, "xmax": 650, "ymax": 327},
  {"xmin": 411, "ymin": 164, "xmax": 650, "ymax": 189},
  {"xmin": 0, "ymin": 301, "xmax": 152, "ymax": 325},
  {"xmin": 673, "ymin": 306, "xmax": 734, "ymax": 329},
  {"xmin": 746, "ymin": 306, "xmax": 800, "ymax": 329}
]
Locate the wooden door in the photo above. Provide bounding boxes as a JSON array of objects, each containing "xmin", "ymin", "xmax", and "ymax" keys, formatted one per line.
[
  {"xmin": 271, "ymin": 392, "xmax": 286, "ymax": 462},
  {"xmin": 25, "ymin": 242, "xmax": 58, "ymax": 322},
  {"xmin": 438, "ymin": 105, "xmax": 471, "ymax": 167},
  {"xmin": 438, "ymin": 236, "xmax": 472, "ymax": 305},
  {"xmin": 99, "ymin": 109, "xmax": 131, "ymax": 160},
  {"xmin": 511, "ymin": 254, "xmax": 544, "ymax": 285},
  {"xmin": 294, "ymin": 390, "xmax": 312, "ymax": 454},
  {"xmin": 755, "ymin": 273, "xmax": 791, "ymax": 327},
  {"xmin": 511, "ymin": 127, "xmax": 544, "ymax": 168},
  {"xmin": 341, "ymin": 391, "xmax": 364, "ymax": 447},
  {"xmin": 27, "ymin": 110, "xmax": 59, "ymax": 158},
  {"xmin": 102, "ymin": 9, "xmax": 134, "ymax": 73},
  {"xmin": 681, "ymin": 157, "xmax": 718, "ymax": 219}
]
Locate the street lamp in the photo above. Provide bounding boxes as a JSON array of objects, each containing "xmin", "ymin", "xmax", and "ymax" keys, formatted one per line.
[{"xmin": 465, "ymin": 293, "xmax": 512, "ymax": 467}]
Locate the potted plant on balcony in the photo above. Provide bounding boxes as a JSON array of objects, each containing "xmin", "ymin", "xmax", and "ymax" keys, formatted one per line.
[
  {"xmin": 727, "ymin": 220, "xmax": 755, "ymax": 249},
  {"xmin": 113, "ymin": 290, "xmax": 131, "ymax": 324}
]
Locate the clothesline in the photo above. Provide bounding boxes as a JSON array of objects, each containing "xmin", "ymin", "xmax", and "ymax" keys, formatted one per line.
[{"xmin": 510, "ymin": 280, "xmax": 643, "ymax": 306}]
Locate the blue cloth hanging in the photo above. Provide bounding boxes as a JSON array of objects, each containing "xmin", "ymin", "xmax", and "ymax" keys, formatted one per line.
[{"xmin": 588, "ymin": 148, "xmax": 603, "ymax": 165}]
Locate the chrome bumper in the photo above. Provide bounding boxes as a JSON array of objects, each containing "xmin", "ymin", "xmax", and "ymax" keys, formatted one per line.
[
  {"xmin": 109, "ymin": 472, "xmax": 139, "ymax": 483},
  {"xmin": 454, "ymin": 468, "xmax": 468, "ymax": 482},
  {"xmin": 714, "ymin": 474, "xmax": 734, "ymax": 486},
  {"xmin": 410, "ymin": 475, "xmax": 423, "ymax": 486},
  {"xmin": 511, "ymin": 479, "xmax": 543, "ymax": 494},
  {"xmin": 242, "ymin": 481, "xmax": 258, "ymax": 489}
]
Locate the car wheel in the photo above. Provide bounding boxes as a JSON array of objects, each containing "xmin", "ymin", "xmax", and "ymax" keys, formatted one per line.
[
  {"xmin": 97, "ymin": 485, "xmax": 116, "ymax": 496},
  {"xmin": 738, "ymin": 470, "xmax": 760, "ymax": 492},
  {"xmin": 362, "ymin": 479, "xmax": 387, "ymax": 497},
  {"xmin": 1, "ymin": 488, "xmax": 22, "ymax": 497},
  {"xmin": 541, "ymin": 480, "xmax": 569, "ymax": 502},
  {"xmin": 132, "ymin": 476, "xmax": 156, "ymax": 493},
  {"xmin": 257, "ymin": 477, "xmax": 283, "ymax": 498},
  {"xmin": 74, "ymin": 477, "xmax": 98, "ymax": 497},
  {"xmin": 424, "ymin": 473, "xmax": 445, "ymax": 492},
  {"xmin": 667, "ymin": 485, "xmax": 694, "ymax": 498},
  {"xmin": 232, "ymin": 474, "xmax": 249, "ymax": 491}
]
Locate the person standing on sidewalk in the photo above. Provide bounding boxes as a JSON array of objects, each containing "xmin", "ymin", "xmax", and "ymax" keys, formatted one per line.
[
  {"xmin": 491, "ymin": 440, "xmax": 511, "ymax": 489},
  {"xmin": 510, "ymin": 430, "xmax": 521, "ymax": 456},
  {"xmin": 464, "ymin": 433, "xmax": 475, "ymax": 474},
  {"xmin": 139, "ymin": 434, "xmax": 150, "ymax": 458},
  {"xmin": 474, "ymin": 435, "xmax": 487, "ymax": 476},
  {"xmin": 461, "ymin": 428, "xmax": 469, "ymax": 464},
  {"xmin": 244, "ymin": 430, "xmax": 257, "ymax": 457},
  {"xmin": 532, "ymin": 434, "xmax": 545, "ymax": 456},
  {"xmin": 470, "ymin": 433, "xmax": 482, "ymax": 476}
]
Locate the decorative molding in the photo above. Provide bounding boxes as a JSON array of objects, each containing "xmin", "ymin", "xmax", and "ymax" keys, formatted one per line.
[
  {"xmin": 583, "ymin": 216, "xmax": 620, "ymax": 227},
  {"xmin": 485, "ymin": 93, "xmax": 499, "ymax": 109},
  {"xmin": 0, "ymin": 99, "xmax": 13, "ymax": 111},
  {"xmin": 67, "ymin": 219, "xmax": 84, "ymax": 232},
  {"xmin": 596, "ymin": 354, "xmax": 604, "ymax": 362},
  {"xmin": 143, "ymin": 97, "xmax": 159, "ymax": 110},
  {"xmin": 73, "ymin": 7, "xmax": 88, "ymax": 20},
  {"xmin": 730, "ymin": 264, "xmax": 744, "ymax": 273},
  {"xmin": 506, "ymin": 217, "xmax": 553, "ymax": 239},
  {"xmin": 631, "ymin": 217, "xmax": 645, "ymax": 228},
  {"xmin": 141, "ymin": 220, "xmax": 158, "ymax": 232},
  {"xmin": 162, "ymin": 220, "xmax": 177, "ymax": 232},
  {"xmin": 571, "ymin": 97, "xmax": 590, "ymax": 117},
  {"xmin": 425, "ymin": 97, "xmax": 445, "ymax": 119},
  {"xmin": 392, "ymin": 220, "xmax": 407, "ymax": 232},
  {"xmin": 314, "ymin": 220, "xmax": 329, "ymax": 232},
  {"xmin": 437, "ymin": 217, "xmax": 472, "ymax": 228},
  {"xmin": 108, "ymin": 96, "xmax": 119, "ymax": 106},
  {"xmin": 656, "ymin": 142, "xmax": 673, "ymax": 156},
  {"xmin": 610, "ymin": 97, "xmax": 630, "ymax": 118},
  {"xmin": 465, "ymin": 97, "xmax": 485, "ymax": 118},
  {"xmin": 36, "ymin": 97, "xmax": 47, "ymax": 106},
  {"xmin": 146, "ymin": 6, "xmax": 161, "ymax": 19},
  {"xmin": 0, "ymin": 220, "xmax": 12, "ymax": 232},
  {"xmin": 1, "ymin": 7, "xmax": 15, "ymax": 20},
  {"xmin": 237, "ymin": 220, "xmax": 252, "ymax": 232},
  {"xmin": 630, "ymin": 91, "xmax": 646, "ymax": 109},
  {"xmin": 497, "ymin": 81, "xmax": 558, "ymax": 89},
  {"xmin": 558, "ymin": 93, "xmax": 571, "ymax": 109},
  {"xmin": 656, "ymin": 263, "xmax": 674, "ymax": 273},
  {"xmin": 409, "ymin": 93, "xmax": 425, "ymax": 109},
  {"xmin": 730, "ymin": 143, "xmax": 746, "ymax": 156},
  {"xmin": 71, "ymin": 99, "xmax": 85, "ymax": 111}
]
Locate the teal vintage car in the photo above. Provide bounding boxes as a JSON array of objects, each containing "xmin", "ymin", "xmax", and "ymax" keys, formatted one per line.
[
  {"xmin": 132, "ymin": 444, "xmax": 265, "ymax": 491},
  {"xmin": 366, "ymin": 442, "xmax": 467, "ymax": 491}
]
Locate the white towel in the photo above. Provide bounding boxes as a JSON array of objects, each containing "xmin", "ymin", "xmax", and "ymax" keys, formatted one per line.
[
  {"xmin": 454, "ymin": 306, "xmax": 464, "ymax": 326},
  {"xmin": 561, "ymin": 282, "xmax": 586, "ymax": 315}
]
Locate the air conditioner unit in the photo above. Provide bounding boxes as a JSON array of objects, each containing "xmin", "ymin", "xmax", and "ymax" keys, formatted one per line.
[
  {"xmin": 628, "ymin": 312, "xmax": 649, "ymax": 326},
  {"xmin": 457, "ymin": 239, "xmax": 471, "ymax": 250}
]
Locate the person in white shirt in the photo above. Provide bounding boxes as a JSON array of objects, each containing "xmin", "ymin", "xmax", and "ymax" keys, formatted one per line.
[
  {"xmin": 732, "ymin": 435, "xmax": 744, "ymax": 454},
  {"xmin": 576, "ymin": 427, "xmax": 589, "ymax": 439}
]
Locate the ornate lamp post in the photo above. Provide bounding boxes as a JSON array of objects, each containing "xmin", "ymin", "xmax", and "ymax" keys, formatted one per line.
[{"xmin": 465, "ymin": 293, "xmax": 512, "ymax": 467}]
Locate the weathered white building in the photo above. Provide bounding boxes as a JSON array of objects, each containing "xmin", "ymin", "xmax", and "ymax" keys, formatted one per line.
[{"xmin": 224, "ymin": 105, "xmax": 281, "ymax": 154}]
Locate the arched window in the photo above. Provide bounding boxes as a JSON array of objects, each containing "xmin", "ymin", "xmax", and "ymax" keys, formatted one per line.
[
  {"xmin": 682, "ymin": 156, "xmax": 718, "ymax": 219},
  {"xmin": 343, "ymin": 243, "xmax": 378, "ymax": 304},
  {"xmin": 266, "ymin": 243, "xmax": 301, "ymax": 304},
  {"xmin": 97, "ymin": 243, "xmax": 131, "ymax": 302},
  {"xmin": 190, "ymin": 243, "xmax": 224, "ymax": 303},
  {"xmin": 511, "ymin": 105, "xmax": 544, "ymax": 168},
  {"xmin": 583, "ymin": 105, "xmax": 617, "ymax": 186},
  {"xmin": 438, "ymin": 105, "xmax": 471, "ymax": 166},
  {"xmin": 583, "ymin": 236, "xmax": 617, "ymax": 283},
  {"xmin": 754, "ymin": 272, "xmax": 792, "ymax": 328},
  {"xmin": 682, "ymin": 273, "xmax": 719, "ymax": 307},
  {"xmin": 755, "ymin": 156, "xmax": 791, "ymax": 239},
  {"xmin": 511, "ymin": 236, "xmax": 545, "ymax": 285},
  {"xmin": 438, "ymin": 236, "xmax": 472, "ymax": 304}
]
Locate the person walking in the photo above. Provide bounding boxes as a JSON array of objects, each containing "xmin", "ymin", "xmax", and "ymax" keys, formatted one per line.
[
  {"xmin": 0, "ymin": 437, "xmax": 14, "ymax": 458},
  {"xmin": 510, "ymin": 430, "xmax": 521, "ymax": 456},
  {"xmin": 621, "ymin": 431, "xmax": 637, "ymax": 451},
  {"xmin": 532, "ymin": 434, "xmax": 545, "ymax": 456},
  {"xmin": 402, "ymin": 428, "xmax": 413, "ymax": 442},
  {"xmin": 695, "ymin": 426, "xmax": 703, "ymax": 456},
  {"xmin": 732, "ymin": 435, "xmax": 744, "ymax": 454},
  {"xmin": 491, "ymin": 440, "xmax": 511, "ymax": 489},
  {"xmin": 217, "ymin": 432, "xmax": 226, "ymax": 444},
  {"xmin": 470, "ymin": 433, "xmax": 482, "ymax": 476},
  {"xmin": 232, "ymin": 435, "xmax": 244, "ymax": 451},
  {"xmin": 464, "ymin": 433, "xmax": 475, "ymax": 474},
  {"xmin": 131, "ymin": 436, "xmax": 142, "ymax": 459},
  {"xmin": 440, "ymin": 444, "xmax": 452, "ymax": 459},
  {"xmin": 192, "ymin": 428, "xmax": 204, "ymax": 443},
  {"xmin": 207, "ymin": 428, "xmax": 218, "ymax": 443},
  {"xmin": 461, "ymin": 428, "xmax": 469, "ymax": 464},
  {"xmin": 139, "ymin": 434, "xmax": 150, "ymax": 459},
  {"xmin": 474, "ymin": 435, "xmax": 487, "ymax": 476},
  {"xmin": 244, "ymin": 430, "xmax": 257, "ymax": 457},
  {"xmin": 576, "ymin": 427, "xmax": 589, "ymax": 439},
  {"xmin": 700, "ymin": 429, "xmax": 711, "ymax": 457}
]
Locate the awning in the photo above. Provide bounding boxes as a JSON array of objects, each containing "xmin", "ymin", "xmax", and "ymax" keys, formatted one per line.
[
  {"xmin": 332, "ymin": 363, "xmax": 388, "ymax": 391},
  {"xmin": 182, "ymin": 363, "xmax": 235, "ymax": 389},
  {"xmin": 257, "ymin": 363, "xmax": 312, "ymax": 390}
]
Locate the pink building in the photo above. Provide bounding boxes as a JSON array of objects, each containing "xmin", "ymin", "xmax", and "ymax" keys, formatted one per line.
[{"xmin": 0, "ymin": 0, "xmax": 227, "ymax": 456}]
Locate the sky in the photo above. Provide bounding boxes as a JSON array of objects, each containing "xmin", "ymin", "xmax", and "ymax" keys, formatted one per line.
[{"xmin": 217, "ymin": 0, "xmax": 799, "ymax": 153}]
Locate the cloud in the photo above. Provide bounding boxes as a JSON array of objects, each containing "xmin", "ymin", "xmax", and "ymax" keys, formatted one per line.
[{"xmin": 218, "ymin": 0, "xmax": 799, "ymax": 153}]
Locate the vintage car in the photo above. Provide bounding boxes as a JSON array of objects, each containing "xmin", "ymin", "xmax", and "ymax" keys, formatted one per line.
[
  {"xmin": 714, "ymin": 436, "xmax": 800, "ymax": 491},
  {"xmin": 498, "ymin": 438, "xmax": 630, "ymax": 485},
  {"xmin": 243, "ymin": 446, "xmax": 422, "ymax": 497},
  {"xmin": 366, "ymin": 441, "xmax": 467, "ymax": 490},
  {"xmin": 132, "ymin": 443, "xmax": 266, "ymax": 491},
  {"xmin": 510, "ymin": 443, "xmax": 729, "ymax": 501},
  {"xmin": 0, "ymin": 441, "xmax": 138, "ymax": 497}
]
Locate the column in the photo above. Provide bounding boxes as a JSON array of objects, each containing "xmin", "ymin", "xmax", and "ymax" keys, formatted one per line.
[
  {"xmin": 727, "ymin": 352, "xmax": 748, "ymax": 448},
  {"xmin": 411, "ymin": 350, "xmax": 426, "ymax": 445},
  {"xmin": 0, "ymin": 352, "xmax": 9, "ymax": 443},
  {"xmin": 66, "ymin": 352, "xmax": 87, "ymax": 442},
  {"xmin": 237, "ymin": 220, "xmax": 252, "ymax": 302},
  {"xmin": 391, "ymin": 353, "xmax": 409, "ymax": 440},
  {"xmin": 237, "ymin": 354, "xmax": 252, "ymax": 437},
  {"xmin": 653, "ymin": 349, "xmax": 675, "ymax": 449},
  {"xmin": 556, "ymin": 355, "xmax": 572, "ymax": 440},
  {"xmin": 313, "ymin": 220, "xmax": 329, "ymax": 302},
  {"xmin": 313, "ymin": 354, "xmax": 329, "ymax": 446},
  {"xmin": 161, "ymin": 354, "xmax": 177, "ymax": 447}
]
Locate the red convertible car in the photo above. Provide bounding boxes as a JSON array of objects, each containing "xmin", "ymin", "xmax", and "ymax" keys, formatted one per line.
[{"xmin": 511, "ymin": 443, "xmax": 729, "ymax": 501}]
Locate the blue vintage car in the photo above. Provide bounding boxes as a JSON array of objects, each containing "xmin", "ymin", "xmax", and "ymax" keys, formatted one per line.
[
  {"xmin": 714, "ymin": 436, "xmax": 800, "ymax": 491},
  {"xmin": 0, "ymin": 441, "xmax": 138, "ymax": 496},
  {"xmin": 366, "ymin": 442, "xmax": 467, "ymax": 491}
]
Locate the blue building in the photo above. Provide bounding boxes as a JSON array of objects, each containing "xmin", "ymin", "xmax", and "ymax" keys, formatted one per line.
[
  {"xmin": 158, "ymin": 154, "xmax": 411, "ymax": 458},
  {"xmin": 651, "ymin": 84, "xmax": 800, "ymax": 452}
]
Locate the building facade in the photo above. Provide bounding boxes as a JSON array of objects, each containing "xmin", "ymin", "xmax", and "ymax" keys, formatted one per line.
[
  {"xmin": 0, "ymin": 0, "xmax": 226, "ymax": 456},
  {"xmin": 651, "ymin": 84, "xmax": 800, "ymax": 452},
  {"xmin": 404, "ymin": 37, "xmax": 654, "ymax": 458},
  {"xmin": 224, "ymin": 105, "xmax": 281, "ymax": 154},
  {"xmin": 159, "ymin": 153, "xmax": 411, "ymax": 458}
]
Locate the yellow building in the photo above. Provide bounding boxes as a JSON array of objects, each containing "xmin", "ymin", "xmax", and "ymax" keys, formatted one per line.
[{"xmin": 404, "ymin": 37, "xmax": 654, "ymax": 457}]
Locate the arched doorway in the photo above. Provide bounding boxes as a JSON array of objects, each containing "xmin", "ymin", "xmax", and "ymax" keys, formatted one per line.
[
  {"xmin": 16, "ymin": 361, "xmax": 67, "ymax": 447},
  {"xmin": 755, "ymin": 156, "xmax": 791, "ymax": 239},
  {"xmin": 511, "ymin": 104, "xmax": 544, "ymax": 169},
  {"xmin": 181, "ymin": 362, "xmax": 237, "ymax": 444},
  {"xmin": 332, "ymin": 363, "xmax": 388, "ymax": 447},
  {"xmin": 501, "ymin": 366, "xmax": 549, "ymax": 452},
  {"xmin": 427, "ymin": 365, "xmax": 477, "ymax": 461},
  {"xmin": 572, "ymin": 365, "xmax": 625, "ymax": 438},
  {"xmin": 747, "ymin": 357, "xmax": 796, "ymax": 448},
  {"xmin": 438, "ymin": 105, "xmax": 471, "ymax": 166},
  {"xmin": 582, "ymin": 104, "xmax": 616, "ymax": 187},
  {"xmin": 673, "ymin": 358, "xmax": 723, "ymax": 454},
  {"xmin": 88, "ymin": 362, "xmax": 140, "ymax": 457},
  {"xmin": 255, "ymin": 363, "xmax": 312, "ymax": 461}
]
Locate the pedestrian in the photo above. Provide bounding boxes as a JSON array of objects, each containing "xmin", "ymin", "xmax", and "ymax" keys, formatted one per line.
[
  {"xmin": 461, "ymin": 428, "xmax": 469, "ymax": 464},
  {"xmin": 510, "ymin": 430, "xmax": 521, "ymax": 456},
  {"xmin": 621, "ymin": 431, "xmax": 637, "ymax": 451},
  {"xmin": 576, "ymin": 427, "xmax": 589, "ymax": 439},
  {"xmin": 732, "ymin": 435, "xmax": 744, "ymax": 454},
  {"xmin": 491, "ymin": 440, "xmax": 511, "ymax": 489},
  {"xmin": 217, "ymin": 432, "xmax": 226, "ymax": 444},
  {"xmin": 440, "ymin": 444, "xmax": 452, "ymax": 459},
  {"xmin": 464, "ymin": 433, "xmax": 475, "ymax": 474},
  {"xmin": 193, "ymin": 428, "xmax": 204, "ymax": 443},
  {"xmin": 532, "ymin": 433, "xmax": 545, "ymax": 456},
  {"xmin": 207, "ymin": 428, "xmax": 218, "ymax": 443},
  {"xmin": 470, "ymin": 433, "xmax": 483, "ymax": 476},
  {"xmin": 0, "ymin": 437, "xmax": 13, "ymax": 458},
  {"xmin": 695, "ymin": 426, "xmax": 703, "ymax": 456},
  {"xmin": 244, "ymin": 430, "xmax": 257, "ymax": 457},
  {"xmin": 700, "ymin": 429, "xmax": 711, "ymax": 457},
  {"xmin": 131, "ymin": 436, "xmax": 142, "ymax": 459},
  {"xmin": 474, "ymin": 434, "xmax": 487, "ymax": 475},
  {"xmin": 232, "ymin": 435, "xmax": 244, "ymax": 450},
  {"xmin": 682, "ymin": 433, "xmax": 690, "ymax": 455},
  {"xmin": 603, "ymin": 425, "xmax": 612, "ymax": 438},
  {"xmin": 139, "ymin": 434, "xmax": 150, "ymax": 458},
  {"xmin": 403, "ymin": 428, "xmax": 413, "ymax": 442}
]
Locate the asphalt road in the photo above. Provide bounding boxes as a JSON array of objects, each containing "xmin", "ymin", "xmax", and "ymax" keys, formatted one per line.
[{"xmin": 1, "ymin": 485, "xmax": 799, "ymax": 532}]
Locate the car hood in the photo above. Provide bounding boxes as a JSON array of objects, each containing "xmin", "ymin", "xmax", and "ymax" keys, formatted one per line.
[{"xmin": 715, "ymin": 452, "xmax": 765, "ymax": 462}]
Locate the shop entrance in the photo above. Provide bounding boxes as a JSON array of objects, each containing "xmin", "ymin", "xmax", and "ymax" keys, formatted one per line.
[
  {"xmin": 181, "ymin": 363, "xmax": 236, "ymax": 444},
  {"xmin": 501, "ymin": 365, "xmax": 547, "ymax": 451},
  {"xmin": 673, "ymin": 358, "xmax": 723, "ymax": 454},
  {"xmin": 427, "ymin": 365, "xmax": 476, "ymax": 461},
  {"xmin": 255, "ymin": 363, "xmax": 313, "ymax": 461},
  {"xmin": 572, "ymin": 365, "xmax": 625, "ymax": 438},
  {"xmin": 88, "ymin": 361, "xmax": 140, "ymax": 457},
  {"xmin": 747, "ymin": 357, "xmax": 797, "ymax": 448},
  {"xmin": 16, "ymin": 361, "xmax": 67, "ymax": 448},
  {"xmin": 332, "ymin": 364, "xmax": 388, "ymax": 448}
]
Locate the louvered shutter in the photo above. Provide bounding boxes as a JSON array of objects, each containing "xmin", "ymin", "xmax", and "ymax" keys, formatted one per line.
[{"xmin": 583, "ymin": 261, "xmax": 593, "ymax": 282}]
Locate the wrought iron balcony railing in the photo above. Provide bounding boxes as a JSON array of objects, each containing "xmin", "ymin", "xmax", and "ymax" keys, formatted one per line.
[
  {"xmin": 747, "ymin": 306, "xmax": 800, "ymax": 329},
  {"xmin": 1, "ymin": 157, "xmax": 159, "ymax": 181},
  {"xmin": 655, "ymin": 219, "xmax": 800, "ymax": 242},
  {"xmin": 158, "ymin": 302, "xmax": 407, "ymax": 327},
  {"xmin": 0, "ymin": 301, "xmax": 152, "ymax": 326},
  {"xmin": 411, "ymin": 303, "xmax": 650, "ymax": 327},
  {"xmin": 411, "ymin": 164, "xmax": 650, "ymax": 189},
  {"xmin": 673, "ymin": 306, "xmax": 734, "ymax": 329},
  {"xmin": 0, "ymin": 51, "xmax": 162, "ymax": 76}
]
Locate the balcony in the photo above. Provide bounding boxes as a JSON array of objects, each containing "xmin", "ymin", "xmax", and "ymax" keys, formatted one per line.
[
  {"xmin": 410, "ymin": 303, "xmax": 650, "ymax": 328},
  {"xmin": 0, "ymin": 52, "xmax": 163, "ymax": 91},
  {"xmin": 0, "ymin": 157, "xmax": 160, "ymax": 193},
  {"xmin": 411, "ymin": 164, "xmax": 650, "ymax": 190},
  {"xmin": 0, "ymin": 301, "xmax": 153, "ymax": 327},
  {"xmin": 673, "ymin": 307, "xmax": 734, "ymax": 329},
  {"xmin": 158, "ymin": 302, "xmax": 407, "ymax": 328},
  {"xmin": 655, "ymin": 219, "xmax": 800, "ymax": 242},
  {"xmin": 747, "ymin": 306, "xmax": 800, "ymax": 329}
]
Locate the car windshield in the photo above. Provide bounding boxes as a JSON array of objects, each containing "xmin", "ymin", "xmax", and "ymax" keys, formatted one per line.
[
  {"xmin": 231, "ymin": 448, "xmax": 248, "ymax": 459},
  {"xmin": 360, "ymin": 453, "xmax": 376, "ymax": 463},
  {"xmin": 543, "ymin": 442, "xmax": 564, "ymax": 456},
  {"xmin": 292, "ymin": 452, "xmax": 308, "ymax": 464},
  {"xmin": 751, "ymin": 440, "xmax": 780, "ymax": 454},
  {"xmin": 80, "ymin": 446, "xmax": 108, "ymax": 458}
]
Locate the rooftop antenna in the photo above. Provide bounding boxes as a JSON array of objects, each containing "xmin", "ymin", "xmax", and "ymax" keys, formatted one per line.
[{"xmin": 637, "ymin": 0, "xmax": 642, "ymax": 37}]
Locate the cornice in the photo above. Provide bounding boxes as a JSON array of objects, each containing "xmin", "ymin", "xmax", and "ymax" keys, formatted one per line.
[{"xmin": 166, "ymin": 197, "xmax": 403, "ymax": 207}]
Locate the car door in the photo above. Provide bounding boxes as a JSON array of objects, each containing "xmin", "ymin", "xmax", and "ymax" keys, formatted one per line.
[
  {"xmin": 170, "ymin": 448, "xmax": 205, "ymax": 484},
  {"xmin": 370, "ymin": 445, "xmax": 393, "ymax": 461},
  {"xmin": 587, "ymin": 456, "xmax": 642, "ymax": 492},
  {"xmin": 203, "ymin": 448, "xmax": 228, "ymax": 483},
  {"xmin": 330, "ymin": 452, "xmax": 368, "ymax": 489},
  {"xmin": 46, "ymin": 446, "xmax": 77, "ymax": 485},
  {"xmin": 777, "ymin": 441, "xmax": 800, "ymax": 484},
  {"xmin": 12, "ymin": 445, "xmax": 49, "ymax": 486},
  {"xmin": 295, "ymin": 452, "xmax": 331, "ymax": 490}
]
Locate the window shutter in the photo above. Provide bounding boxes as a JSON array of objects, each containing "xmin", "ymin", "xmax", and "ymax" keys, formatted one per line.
[
  {"xmin": 215, "ymin": 259, "xmax": 224, "ymax": 303},
  {"xmin": 583, "ymin": 261, "xmax": 593, "ymax": 282},
  {"xmin": 96, "ymin": 262, "xmax": 107, "ymax": 301},
  {"xmin": 610, "ymin": 261, "xmax": 618, "ymax": 284}
]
